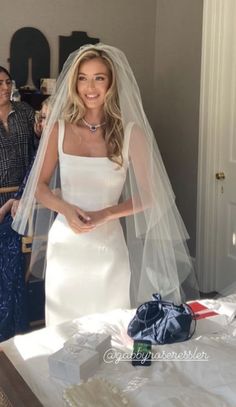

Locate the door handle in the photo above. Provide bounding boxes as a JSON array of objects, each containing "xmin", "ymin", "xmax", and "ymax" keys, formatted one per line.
[{"xmin": 215, "ymin": 172, "xmax": 226, "ymax": 180}]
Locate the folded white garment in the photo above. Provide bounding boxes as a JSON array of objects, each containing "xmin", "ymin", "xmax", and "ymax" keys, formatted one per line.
[{"xmin": 201, "ymin": 299, "xmax": 236, "ymax": 322}]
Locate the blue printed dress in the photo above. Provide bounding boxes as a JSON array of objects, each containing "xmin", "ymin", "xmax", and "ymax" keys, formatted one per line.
[
  {"xmin": 0, "ymin": 102, "xmax": 36, "ymax": 341},
  {"xmin": 0, "ymin": 214, "xmax": 28, "ymax": 341}
]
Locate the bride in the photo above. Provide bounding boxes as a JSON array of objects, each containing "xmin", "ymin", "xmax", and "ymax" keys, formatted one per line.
[{"xmin": 13, "ymin": 43, "xmax": 199, "ymax": 326}]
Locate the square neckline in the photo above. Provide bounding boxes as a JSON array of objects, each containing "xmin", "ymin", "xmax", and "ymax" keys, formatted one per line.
[
  {"xmin": 58, "ymin": 119, "xmax": 132, "ymax": 165},
  {"xmin": 59, "ymin": 120, "xmax": 109, "ymax": 160}
]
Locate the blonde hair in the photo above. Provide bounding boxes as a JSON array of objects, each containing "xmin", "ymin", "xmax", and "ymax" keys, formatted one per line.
[{"xmin": 62, "ymin": 48, "xmax": 124, "ymax": 166}]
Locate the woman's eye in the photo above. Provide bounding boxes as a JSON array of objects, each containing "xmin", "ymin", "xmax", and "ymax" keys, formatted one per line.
[
  {"xmin": 78, "ymin": 76, "xmax": 86, "ymax": 81},
  {"xmin": 95, "ymin": 76, "xmax": 105, "ymax": 81},
  {"xmin": 0, "ymin": 80, "xmax": 12, "ymax": 86}
]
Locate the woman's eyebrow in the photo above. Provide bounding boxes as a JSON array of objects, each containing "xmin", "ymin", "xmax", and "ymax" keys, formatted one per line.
[{"xmin": 78, "ymin": 72, "xmax": 108, "ymax": 76}]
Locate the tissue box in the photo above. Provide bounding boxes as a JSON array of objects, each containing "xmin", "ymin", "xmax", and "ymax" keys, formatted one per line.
[
  {"xmin": 64, "ymin": 332, "xmax": 111, "ymax": 362},
  {"xmin": 48, "ymin": 346, "xmax": 99, "ymax": 384}
]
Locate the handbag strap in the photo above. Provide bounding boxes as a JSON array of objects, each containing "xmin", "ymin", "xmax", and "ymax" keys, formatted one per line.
[
  {"xmin": 135, "ymin": 301, "xmax": 162, "ymax": 326},
  {"xmin": 184, "ymin": 303, "xmax": 197, "ymax": 339},
  {"xmin": 152, "ymin": 294, "xmax": 180, "ymax": 310}
]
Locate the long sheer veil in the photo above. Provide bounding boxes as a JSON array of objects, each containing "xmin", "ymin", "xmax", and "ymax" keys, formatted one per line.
[{"xmin": 12, "ymin": 43, "xmax": 199, "ymax": 305}]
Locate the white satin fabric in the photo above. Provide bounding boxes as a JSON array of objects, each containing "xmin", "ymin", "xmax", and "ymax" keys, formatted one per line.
[{"xmin": 45, "ymin": 120, "xmax": 131, "ymax": 326}]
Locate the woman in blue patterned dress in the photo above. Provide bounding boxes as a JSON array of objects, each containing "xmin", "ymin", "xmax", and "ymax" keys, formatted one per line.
[{"xmin": 0, "ymin": 66, "xmax": 38, "ymax": 341}]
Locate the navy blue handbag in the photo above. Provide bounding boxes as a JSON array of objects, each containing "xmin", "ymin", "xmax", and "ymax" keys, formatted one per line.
[{"xmin": 127, "ymin": 294, "xmax": 196, "ymax": 345}]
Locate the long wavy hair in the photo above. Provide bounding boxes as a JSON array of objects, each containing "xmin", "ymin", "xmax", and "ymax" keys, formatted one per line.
[{"xmin": 62, "ymin": 49, "xmax": 124, "ymax": 166}]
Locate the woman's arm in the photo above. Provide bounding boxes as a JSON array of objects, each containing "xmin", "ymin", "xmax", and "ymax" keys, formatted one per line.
[
  {"xmin": 36, "ymin": 123, "xmax": 95, "ymax": 234},
  {"xmin": 86, "ymin": 198, "xmax": 134, "ymax": 228}
]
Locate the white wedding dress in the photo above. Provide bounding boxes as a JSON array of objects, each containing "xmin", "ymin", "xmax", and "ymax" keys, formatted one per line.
[{"xmin": 45, "ymin": 120, "xmax": 131, "ymax": 326}]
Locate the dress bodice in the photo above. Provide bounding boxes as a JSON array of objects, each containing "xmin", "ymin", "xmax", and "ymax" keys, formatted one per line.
[{"xmin": 58, "ymin": 120, "xmax": 131, "ymax": 211}]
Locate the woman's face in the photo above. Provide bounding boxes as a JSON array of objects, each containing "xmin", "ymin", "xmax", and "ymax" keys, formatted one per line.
[
  {"xmin": 0, "ymin": 72, "xmax": 12, "ymax": 106},
  {"xmin": 77, "ymin": 57, "xmax": 111, "ymax": 112}
]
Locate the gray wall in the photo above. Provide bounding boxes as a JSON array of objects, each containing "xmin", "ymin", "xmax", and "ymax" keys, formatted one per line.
[
  {"xmin": 1, "ymin": 0, "xmax": 157, "ymax": 117},
  {"xmin": 154, "ymin": 0, "xmax": 203, "ymax": 256},
  {"xmin": 1, "ymin": 0, "xmax": 203, "ymax": 256}
]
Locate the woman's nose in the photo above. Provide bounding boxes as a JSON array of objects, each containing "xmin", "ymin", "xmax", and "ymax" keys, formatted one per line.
[{"xmin": 87, "ymin": 78, "xmax": 96, "ymax": 89}]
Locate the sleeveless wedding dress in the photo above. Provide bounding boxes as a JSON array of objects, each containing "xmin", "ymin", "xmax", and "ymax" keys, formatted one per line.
[{"xmin": 45, "ymin": 120, "xmax": 131, "ymax": 326}]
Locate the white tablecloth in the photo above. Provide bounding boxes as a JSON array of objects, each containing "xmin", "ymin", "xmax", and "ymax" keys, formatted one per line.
[{"xmin": 1, "ymin": 296, "xmax": 236, "ymax": 407}]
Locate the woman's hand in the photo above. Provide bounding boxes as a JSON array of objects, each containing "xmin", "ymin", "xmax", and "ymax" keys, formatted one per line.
[
  {"xmin": 63, "ymin": 204, "xmax": 96, "ymax": 234},
  {"xmin": 0, "ymin": 199, "xmax": 15, "ymax": 223},
  {"xmin": 11, "ymin": 199, "xmax": 20, "ymax": 218},
  {"xmin": 0, "ymin": 208, "xmax": 4, "ymax": 223},
  {"xmin": 85, "ymin": 208, "xmax": 110, "ymax": 228}
]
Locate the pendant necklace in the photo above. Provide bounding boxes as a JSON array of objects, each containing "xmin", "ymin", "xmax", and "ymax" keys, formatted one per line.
[{"xmin": 82, "ymin": 118, "xmax": 106, "ymax": 133}]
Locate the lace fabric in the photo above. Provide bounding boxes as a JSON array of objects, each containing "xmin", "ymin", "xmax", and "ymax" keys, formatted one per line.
[{"xmin": 63, "ymin": 377, "xmax": 132, "ymax": 407}]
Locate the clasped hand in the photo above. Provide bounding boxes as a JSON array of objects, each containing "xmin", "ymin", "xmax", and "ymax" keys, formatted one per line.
[{"xmin": 64, "ymin": 204, "xmax": 109, "ymax": 234}]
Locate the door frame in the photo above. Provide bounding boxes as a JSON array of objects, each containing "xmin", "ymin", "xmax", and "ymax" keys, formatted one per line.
[{"xmin": 196, "ymin": 0, "xmax": 228, "ymax": 292}]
